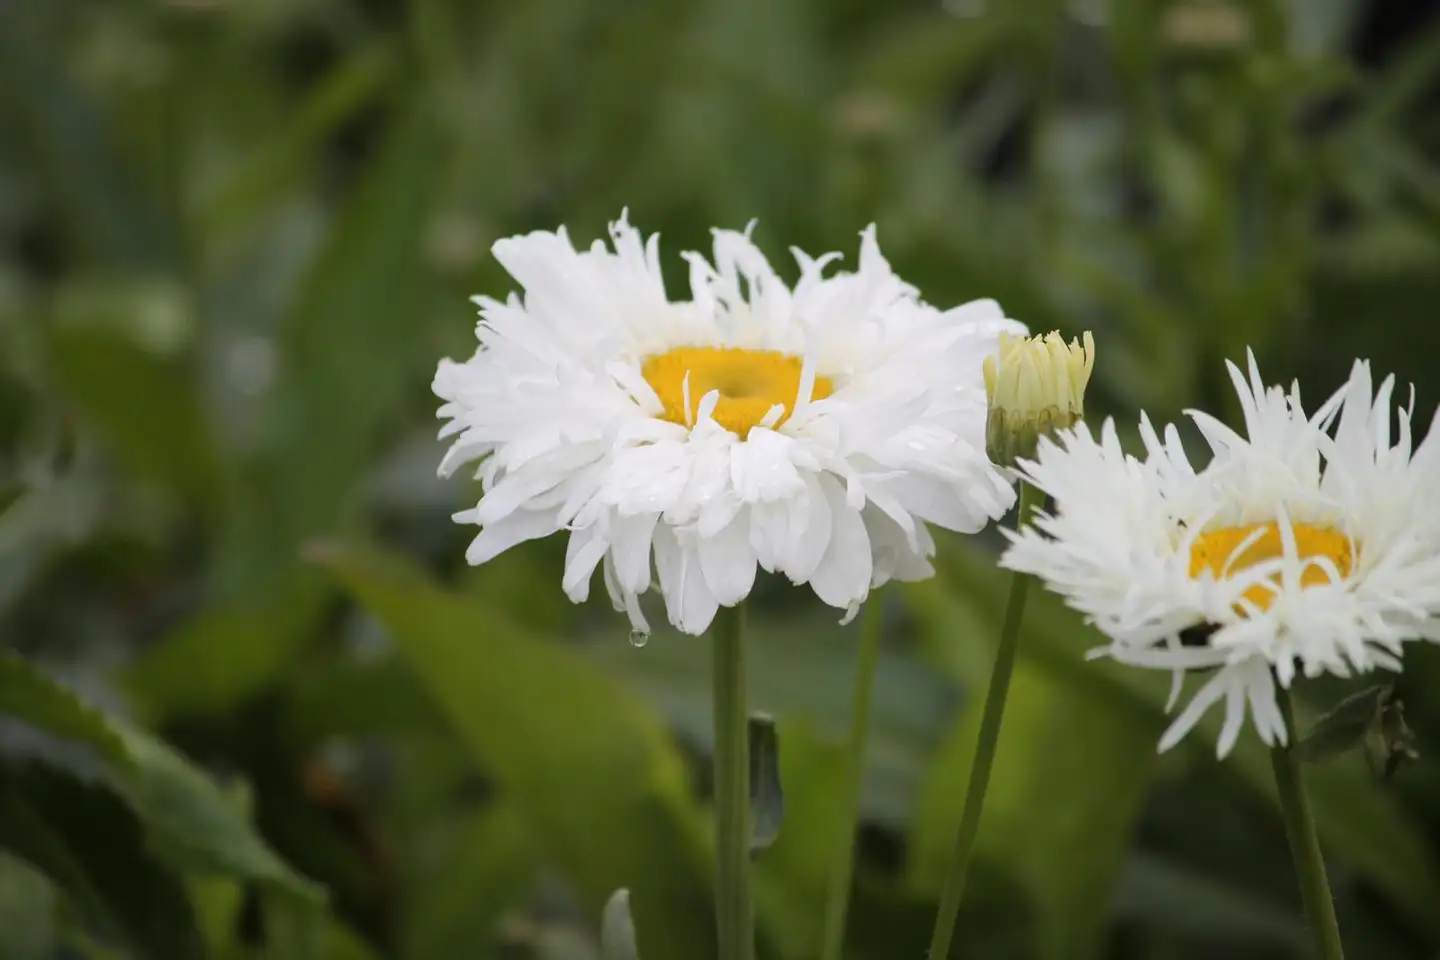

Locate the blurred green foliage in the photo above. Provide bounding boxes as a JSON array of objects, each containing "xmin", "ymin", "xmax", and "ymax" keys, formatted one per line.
[{"xmin": 2, "ymin": 0, "xmax": 1440, "ymax": 957}]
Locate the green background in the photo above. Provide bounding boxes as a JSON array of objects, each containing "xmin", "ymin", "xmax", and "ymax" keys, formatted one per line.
[{"xmin": 2, "ymin": 0, "xmax": 1440, "ymax": 957}]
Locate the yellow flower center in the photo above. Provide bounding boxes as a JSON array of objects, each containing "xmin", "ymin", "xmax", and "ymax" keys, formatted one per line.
[
  {"xmin": 1187, "ymin": 521, "xmax": 1355, "ymax": 612},
  {"xmin": 640, "ymin": 346, "xmax": 834, "ymax": 436}
]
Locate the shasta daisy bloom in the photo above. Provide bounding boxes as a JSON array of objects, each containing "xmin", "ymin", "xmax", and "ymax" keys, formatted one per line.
[
  {"xmin": 434, "ymin": 214, "xmax": 1025, "ymax": 636},
  {"xmin": 999, "ymin": 354, "xmax": 1440, "ymax": 757}
]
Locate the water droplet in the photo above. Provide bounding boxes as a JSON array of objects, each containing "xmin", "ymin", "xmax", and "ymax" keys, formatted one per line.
[{"xmin": 628, "ymin": 629, "xmax": 650, "ymax": 648}]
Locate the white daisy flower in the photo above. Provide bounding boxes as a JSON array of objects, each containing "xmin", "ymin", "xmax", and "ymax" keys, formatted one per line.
[
  {"xmin": 434, "ymin": 213, "xmax": 1025, "ymax": 636},
  {"xmin": 999, "ymin": 353, "xmax": 1440, "ymax": 757}
]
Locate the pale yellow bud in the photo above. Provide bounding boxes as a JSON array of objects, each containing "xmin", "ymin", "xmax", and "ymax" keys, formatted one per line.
[{"xmin": 982, "ymin": 330, "xmax": 1095, "ymax": 467}]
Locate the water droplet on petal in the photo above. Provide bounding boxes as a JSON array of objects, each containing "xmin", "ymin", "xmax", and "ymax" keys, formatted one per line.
[{"xmin": 628, "ymin": 629, "xmax": 650, "ymax": 648}]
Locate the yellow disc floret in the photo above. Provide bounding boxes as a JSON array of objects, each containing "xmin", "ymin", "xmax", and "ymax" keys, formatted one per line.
[
  {"xmin": 1188, "ymin": 521, "xmax": 1355, "ymax": 612},
  {"xmin": 641, "ymin": 346, "xmax": 833, "ymax": 436}
]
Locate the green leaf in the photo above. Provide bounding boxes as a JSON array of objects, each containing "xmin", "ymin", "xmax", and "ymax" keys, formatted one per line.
[
  {"xmin": 0, "ymin": 449, "xmax": 108, "ymax": 614},
  {"xmin": 402, "ymin": 803, "xmax": 538, "ymax": 959},
  {"xmin": 0, "ymin": 652, "xmax": 323, "ymax": 906},
  {"xmin": 601, "ymin": 889, "xmax": 642, "ymax": 960},
  {"xmin": 749, "ymin": 713, "xmax": 783, "ymax": 855},
  {"xmin": 285, "ymin": 654, "xmax": 455, "ymax": 747},
  {"xmin": 264, "ymin": 896, "xmax": 381, "ymax": 960},
  {"xmin": 48, "ymin": 324, "xmax": 214, "ymax": 500},
  {"xmin": 311, "ymin": 542, "xmax": 715, "ymax": 960},
  {"xmin": 0, "ymin": 851, "xmax": 58, "ymax": 960},
  {"xmin": 125, "ymin": 593, "xmax": 321, "ymax": 722},
  {"xmin": 907, "ymin": 651, "xmax": 1157, "ymax": 960},
  {"xmin": 907, "ymin": 548, "xmax": 1162, "ymax": 960},
  {"xmin": 1112, "ymin": 853, "xmax": 1308, "ymax": 951},
  {"xmin": 231, "ymin": 107, "xmax": 443, "ymax": 579},
  {"xmin": 189, "ymin": 877, "xmax": 381, "ymax": 960},
  {"xmin": 0, "ymin": 2, "xmax": 177, "ymax": 268},
  {"xmin": 0, "ymin": 652, "xmax": 130, "ymax": 770},
  {"xmin": 114, "ymin": 722, "xmax": 322, "ymax": 902},
  {"xmin": 144, "ymin": 104, "xmax": 446, "ymax": 718},
  {"xmin": 0, "ymin": 759, "xmax": 205, "ymax": 960},
  {"xmin": 199, "ymin": 45, "xmax": 398, "ymax": 237},
  {"xmin": 1294, "ymin": 684, "xmax": 1389, "ymax": 764}
]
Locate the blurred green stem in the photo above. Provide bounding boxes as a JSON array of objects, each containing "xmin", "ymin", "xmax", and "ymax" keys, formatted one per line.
[
  {"xmin": 926, "ymin": 481, "xmax": 1041, "ymax": 960},
  {"xmin": 712, "ymin": 603, "xmax": 754, "ymax": 960},
  {"xmin": 1271, "ymin": 684, "xmax": 1345, "ymax": 960},
  {"xmin": 818, "ymin": 594, "xmax": 885, "ymax": 960}
]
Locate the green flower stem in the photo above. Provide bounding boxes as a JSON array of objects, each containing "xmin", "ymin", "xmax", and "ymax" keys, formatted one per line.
[
  {"xmin": 819, "ymin": 595, "xmax": 886, "ymax": 960},
  {"xmin": 1271, "ymin": 683, "xmax": 1345, "ymax": 960},
  {"xmin": 712, "ymin": 603, "xmax": 754, "ymax": 960},
  {"xmin": 926, "ymin": 481, "xmax": 1042, "ymax": 960}
]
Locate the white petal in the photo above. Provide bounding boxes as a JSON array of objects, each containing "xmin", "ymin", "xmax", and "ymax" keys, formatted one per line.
[
  {"xmin": 699, "ymin": 512, "xmax": 759, "ymax": 607},
  {"xmin": 612, "ymin": 512, "xmax": 660, "ymax": 593},
  {"xmin": 562, "ymin": 525, "xmax": 608, "ymax": 601},
  {"xmin": 679, "ymin": 548, "xmax": 720, "ymax": 634},
  {"xmin": 730, "ymin": 429, "xmax": 805, "ymax": 502},
  {"xmin": 1216, "ymin": 680, "xmax": 1248, "ymax": 759},
  {"xmin": 653, "ymin": 526, "xmax": 720, "ymax": 635},
  {"xmin": 780, "ymin": 473, "xmax": 832, "ymax": 582},
  {"xmin": 466, "ymin": 510, "xmax": 558, "ymax": 566},
  {"xmin": 809, "ymin": 475, "xmax": 872, "ymax": 609},
  {"xmin": 1157, "ymin": 668, "xmax": 1233, "ymax": 754}
]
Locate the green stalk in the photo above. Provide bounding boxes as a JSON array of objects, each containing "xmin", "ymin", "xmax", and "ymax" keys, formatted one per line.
[
  {"xmin": 926, "ymin": 481, "xmax": 1042, "ymax": 959},
  {"xmin": 712, "ymin": 603, "xmax": 754, "ymax": 960},
  {"xmin": 1271, "ymin": 683, "xmax": 1345, "ymax": 960},
  {"xmin": 818, "ymin": 595, "xmax": 886, "ymax": 960}
]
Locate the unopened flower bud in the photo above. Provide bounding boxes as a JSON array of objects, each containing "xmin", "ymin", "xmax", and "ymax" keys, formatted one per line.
[{"xmin": 983, "ymin": 330, "xmax": 1095, "ymax": 468}]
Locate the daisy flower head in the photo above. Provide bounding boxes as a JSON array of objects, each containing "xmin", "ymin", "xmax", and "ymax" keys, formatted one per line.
[
  {"xmin": 434, "ymin": 213, "xmax": 1026, "ymax": 636},
  {"xmin": 999, "ymin": 352, "xmax": 1440, "ymax": 757}
]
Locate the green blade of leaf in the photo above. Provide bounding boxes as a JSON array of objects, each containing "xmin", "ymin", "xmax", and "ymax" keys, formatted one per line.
[
  {"xmin": 199, "ymin": 44, "xmax": 397, "ymax": 237},
  {"xmin": 907, "ymin": 647, "xmax": 1158, "ymax": 960},
  {"xmin": 49, "ymin": 326, "xmax": 215, "ymax": 501},
  {"xmin": 112, "ymin": 719, "xmax": 324, "ymax": 903},
  {"xmin": 0, "ymin": 652, "xmax": 131, "ymax": 770},
  {"xmin": 1112, "ymin": 852, "xmax": 1309, "ymax": 951},
  {"xmin": 124, "ymin": 594, "xmax": 321, "ymax": 723},
  {"xmin": 0, "ymin": 2, "xmax": 177, "ymax": 268},
  {"xmin": 402, "ymin": 803, "xmax": 538, "ymax": 959},
  {"xmin": 0, "ymin": 759, "xmax": 205, "ymax": 960},
  {"xmin": 0, "ymin": 651, "xmax": 323, "ymax": 905},
  {"xmin": 311, "ymin": 542, "xmax": 716, "ymax": 960},
  {"xmin": 129, "ymin": 105, "xmax": 447, "ymax": 720},
  {"xmin": 0, "ymin": 851, "xmax": 57, "ymax": 960}
]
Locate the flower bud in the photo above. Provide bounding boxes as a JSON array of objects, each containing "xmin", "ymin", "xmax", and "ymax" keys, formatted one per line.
[{"xmin": 983, "ymin": 330, "xmax": 1095, "ymax": 468}]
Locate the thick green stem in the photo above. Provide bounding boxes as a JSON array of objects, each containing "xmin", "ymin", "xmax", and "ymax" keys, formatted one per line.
[
  {"xmin": 712, "ymin": 603, "xmax": 754, "ymax": 960},
  {"xmin": 819, "ymin": 596, "xmax": 886, "ymax": 960},
  {"xmin": 926, "ymin": 481, "xmax": 1041, "ymax": 960},
  {"xmin": 1271, "ymin": 683, "xmax": 1345, "ymax": 960}
]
